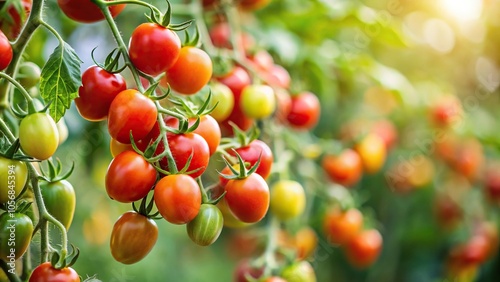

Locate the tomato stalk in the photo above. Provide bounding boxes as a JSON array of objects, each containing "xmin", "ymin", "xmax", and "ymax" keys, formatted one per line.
[{"xmin": 0, "ymin": 72, "xmax": 32, "ymax": 102}]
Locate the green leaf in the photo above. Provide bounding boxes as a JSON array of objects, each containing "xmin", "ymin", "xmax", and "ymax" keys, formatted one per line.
[{"xmin": 40, "ymin": 42, "xmax": 83, "ymax": 122}]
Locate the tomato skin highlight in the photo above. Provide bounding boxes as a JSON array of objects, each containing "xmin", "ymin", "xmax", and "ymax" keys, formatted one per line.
[
  {"xmin": 107, "ymin": 89, "xmax": 158, "ymax": 144},
  {"xmin": 165, "ymin": 46, "xmax": 213, "ymax": 95},
  {"xmin": 75, "ymin": 65, "xmax": 127, "ymax": 121},
  {"xmin": 286, "ymin": 92, "xmax": 320, "ymax": 130},
  {"xmin": 225, "ymin": 173, "xmax": 270, "ymax": 223},
  {"xmin": 0, "ymin": 31, "xmax": 13, "ymax": 70},
  {"xmin": 110, "ymin": 211, "xmax": 158, "ymax": 264},
  {"xmin": 105, "ymin": 151, "xmax": 157, "ymax": 203},
  {"xmin": 19, "ymin": 113, "xmax": 59, "ymax": 160},
  {"xmin": 129, "ymin": 23, "xmax": 181, "ymax": 76},
  {"xmin": 323, "ymin": 208, "xmax": 363, "ymax": 246},
  {"xmin": 58, "ymin": 0, "xmax": 125, "ymax": 23},
  {"xmin": 154, "ymin": 174, "xmax": 202, "ymax": 224},
  {"xmin": 187, "ymin": 204, "xmax": 224, "ymax": 246},
  {"xmin": 0, "ymin": 212, "xmax": 33, "ymax": 260},
  {"xmin": 322, "ymin": 149, "xmax": 363, "ymax": 187},
  {"xmin": 40, "ymin": 179, "xmax": 76, "ymax": 230},
  {"xmin": 0, "ymin": 156, "xmax": 27, "ymax": 204},
  {"xmin": 28, "ymin": 262, "xmax": 80, "ymax": 282}
]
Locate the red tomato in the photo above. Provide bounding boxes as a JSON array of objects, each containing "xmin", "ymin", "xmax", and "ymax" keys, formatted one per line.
[
  {"xmin": 450, "ymin": 138, "xmax": 483, "ymax": 181},
  {"xmin": 0, "ymin": 31, "xmax": 12, "ymax": 70},
  {"xmin": 74, "ymin": 65, "xmax": 127, "ymax": 121},
  {"xmin": 265, "ymin": 64, "xmax": 290, "ymax": 89},
  {"xmin": 322, "ymin": 149, "xmax": 362, "ymax": 187},
  {"xmin": 431, "ymin": 97, "xmax": 462, "ymax": 127},
  {"xmin": 286, "ymin": 92, "xmax": 320, "ymax": 130},
  {"xmin": 274, "ymin": 88, "xmax": 292, "ymax": 123},
  {"xmin": 165, "ymin": 46, "xmax": 213, "ymax": 95},
  {"xmin": 239, "ymin": 0, "xmax": 271, "ymax": 10},
  {"xmin": 229, "ymin": 140, "xmax": 273, "ymax": 179},
  {"xmin": 164, "ymin": 115, "xmax": 221, "ymax": 155},
  {"xmin": 209, "ymin": 22, "xmax": 255, "ymax": 53},
  {"xmin": 28, "ymin": 262, "xmax": 80, "ymax": 282},
  {"xmin": 434, "ymin": 194, "xmax": 462, "ymax": 229},
  {"xmin": 105, "ymin": 151, "xmax": 157, "ymax": 203},
  {"xmin": 0, "ymin": 0, "xmax": 31, "ymax": 40},
  {"xmin": 323, "ymin": 208, "xmax": 363, "ymax": 245},
  {"xmin": 345, "ymin": 229, "xmax": 383, "ymax": 268},
  {"xmin": 225, "ymin": 173, "xmax": 270, "ymax": 223},
  {"xmin": 160, "ymin": 132, "xmax": 210, "ymax": 178},
  {"xmin": 58, "ymin": 0, "xmax": 125, "ymax": 23},
  {"xmin": 154, "ymin": 174, "xmax": 201, "ymax": 224},
  {"xmin": 128, "ymin": 23, "xmax": 181, "ymax": 76},
  {"xmin": 107, "ymin": 89, "xmax": 157, "ymax": 144},
  {"xmin": 248, "ymin": 50, "xmax": 274, "ymax": 72}
]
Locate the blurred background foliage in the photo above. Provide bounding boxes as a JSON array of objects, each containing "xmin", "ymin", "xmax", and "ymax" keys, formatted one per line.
[{"xmin": 19, "ymin": 0, "xmax": 500, "ymax": 281}]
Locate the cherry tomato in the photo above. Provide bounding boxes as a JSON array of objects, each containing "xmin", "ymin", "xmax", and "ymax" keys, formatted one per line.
[
  {"xmin": 355, "ymin": 133, "xmax": 386, "ymax": 174},
  {"xmin": 229, "ymin": 139, "xmax": 273, "ymax": 179},
  {"xmin": 107, "ymin": 89, "xmax": 157, "ymax": 144},
  {"xmin": 105, "ymin": 151, "xmax": 157, "ymax": 203},
  {"xmin": 270, "ymin": 180, "xmax": 306, "ymax": 221},
  {"xmin": 238, "ymin": 0, "xmax": 271, "ymax": 11},
  {"xmin": 323, "ymin": 208, "xmax": 363, "ymax": 246},
  {"xmin": 450, "ymin": 138, "xmax": 483, "ymax": 181},
  {"xmin": 154, "ymin": 174, "xmax": 201, "ymax": 224},
  {"xmin": 209, "ymin": 82, "xmax": 234, "ymax": 122},
  {"xmin": 186, "ymin": 204, "xmax": 224, "ymax": 246},
  {"xmin": 57, "ymin": 0, "xmax": 125, "ymax": 23},
  {"xmin": 281, "ymin": 261, "xmax": 317, "ymax": 282},
  {"xmin": 19, "ymin": 112, "xmax": 59, "ymax": 160},
  {"xmin": 0, "ymin": 212, "xmax": 33, "ymax": 260},
  {"xmin": 322, "ymin": 149, "xmax": 362, "ymax": 187},
  {"xmin": 370, "ymin": 120, "xmax": 397, "ymax": 150},
  {"xmin": 75, "ymin": 65, "xmax": 127, "ymax": 121},
  {"xmin": 128, "ymin": 23, "xmax": 181, "ymax": 76},
  {"xmin": 110, "ymin": 211, "xmax": 158, "ymax": 264},
  {"xmin": 0, "ymin": 156, "xmax": 27, "ymax": 204},
  {"xmin": 240, "ymin": 85, "xmax": 276, "ymax": 119},
  {"xmin": 295, "ymin": 227, "xmax": 318, "ymax": 260},
  {"xmin": 434, "ymin": 194, "xmax": 462, "ymax": 229},
  {"xmin": 248, "ymin": 50, "xmax": 274, "ymax": 72},
  {"xmin": 40, "ymin": 179, "xmax": 76, "ymax": 230},
  {"xmin": 345, "ymin": 229, "xmax": 383, "ymax": 268},
  {"xmin": 274, "ymin": 88, "xmax": 292, "ymax": 123},
  {"xmin": 164, "ymin": 115, "xmax": 221, "ymax": 155},
  {"xmin": 165, "ymin": 46, "xmax": 213, "ymax": 95},
  {"xmin": 0, "ymin": 0, "xmax": 31, "ymax": 40},
  {"xmin": 431, "ymin": 96, "xmax": 462, "ymax": 127},
  {"xmin": 225, "ymin": 173, "xmax": 270, "ymax": 223},
  {"xmin": 17, "ymin": 62, "xmax": 41, "ymax": 89},
  {"xmin": 265, "ymin": 64, "xmax": 291, "ymax": 89},
  {"xmin": 28, "ymin": 262, "xmax": 80, "ymax": 282},
  {"xmin": 0, "ymin": 31, "xmax": 13, "ymax": 70},
  {"xmin": 209, "ymin": 23, "xmax": 255, "ymax": 53},
  {"xmin": 286, "ymin": 92, "xmax": 320, "ymax": 130},
  {"xmin": 109, "ymin": 138, "xmax": 133, "ymax": 157}
]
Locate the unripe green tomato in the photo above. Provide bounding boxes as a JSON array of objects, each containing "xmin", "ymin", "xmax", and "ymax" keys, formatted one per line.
[
  {"xmin": 209, "ymin": 82, "xmax": 234, "ymax": 122},
  {"xmin": 281, "ymin": 261, "xmax": 316, "ymax": 282},
  {"xmin": 18, "ymin": 62, "xmax": 41, "ymax": 89},
  {"xmin": 0, "ymin": 212, "xmax": 33, "ymax": 261},
  {"xmin": 40, "ymin": 179, "xmax": 76, "ymax": 230},
  {"xmin": 240, "ymin": 85, "xmax": 276, "ymax": 119},
  {"xmin": 0, "ymin": 157, "xmax": 27, "ymax": 204},
  {"xmin": 187, "ymin": 204, "xmax": 224, "ymax": 246},
  {"xmin": 19, "ymin": 113, "xmax": 59, "ymax": 160},
  {"xmin": 270, "ymin": 180, "xmax": 306, "ymax": 221}
]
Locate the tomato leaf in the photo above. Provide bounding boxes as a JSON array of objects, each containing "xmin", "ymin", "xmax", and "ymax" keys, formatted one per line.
[{"xmin": 40, "ymin": 42, "xmax": 83, "ymax": 122}]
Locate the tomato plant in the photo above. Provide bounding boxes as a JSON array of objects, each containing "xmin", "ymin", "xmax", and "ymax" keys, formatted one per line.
[
  {"xmin": 229, "ymin": 139, "xmax": 273, "ymax": 179},
  {"xmin": 57, "ymin": 0, "xmax": 125, "ymax": 23},
  {"xmin": 225, "ymin": 173, "xmax": 270, "ymax": 223},
  {"xmin": 110, "ymin": 211, "xmax": 158, "ymax": 264},
  {"xmin": 164, "ymin": 115, "xmax": 221, "ymax": 155},
  {"xmin": 19, "ymin": 112, "xmax": 59, "ymax": 160},
  {"xmin": 28, "ymin": 262, "xmax": 80, "ymax": 282}
]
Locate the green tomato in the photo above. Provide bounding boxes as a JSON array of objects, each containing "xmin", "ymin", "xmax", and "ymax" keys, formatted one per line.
[
  {"xmin": 0, "ymin": 212, "xmax": 33, "ymax": 261},
  {"xmin": 17, "ymin": 62, "xmax": 41, "ymax": 89},
  {"xmin": 209, "ymin": 82, "xmax": 234, "ymax": 122},
  {"xmin": 0, "ymin": 157, "xmax": 28, "ymax": 204},
  {"xmin": 187, "ymin": 204, "xmax": 224, "ymax": 246},
  {"xmin": 281, "ymin": 261, "xmax": 316, "ymax": 282},
  {"xmin": 19, "ymin": 113, "xmax": 59, "ymax": 160},
  {"xmin": 240, "ymin": 84, "xmax": 276, "ymax": 119},
  {"xmin": 270, "ymin": 180, "xmax": 306, "ymax": 221},
  {"xmin": 40, "ymin": 179, "xmax": 76, "ymax": 230}
]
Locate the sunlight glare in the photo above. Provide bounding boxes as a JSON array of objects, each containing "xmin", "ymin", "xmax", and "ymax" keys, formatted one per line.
[{"xmin": 440, "ymin": 0, "xmax": 483, "ymax": 21}]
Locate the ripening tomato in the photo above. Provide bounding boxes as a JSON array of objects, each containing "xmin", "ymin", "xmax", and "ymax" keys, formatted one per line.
[
  {"xmin": 274, "ymin": 88, "xmax": 292, "ymax": 123},
  {"xmin": 295, "ymin": 227, "xmax": 318, "ymax": 260},
  {"xmin": 107, "ymin": 89, "xmax": 157, "ymax": 144},
  {"xmin": 345, "ymin": 229, "xmax": 383, "ymax": 268},
  {"xmin": 431, "ymin": 96, "xmax": 462, "ymax": 127},
  {"xmin": 19, "ymin": 113, "xmax": 59, "ymax": 160},
  {"xmin": 322, "ymin": 149, "xmax": 362, "ymax": 187},
  {"xmin": 270, "ymin": 180, "xmax": 306, "ymax": 221},
  {"xmin": 164, "ymin": 115, "xmax": 221, "ymax": 155},
  {"xmin": 0, "ymin": 0, "xmax": 31, "ymax": 40},
  {"xmin": 238, "ymin": 0, "xmax": 271, "ymax": 11},
  {"xmin": 58, "ymin": 0, "xmax": 125, "ymax": 23},
  {"xmin": 209, "ymin": 82, "xmax": 235, "ymax": 122},
  {"xmin": 450, "ymin": 138, "xmax": 483, "ymax": 181},
  {"xmin": 0, "ymin": 212, "xmax": 33, "ymax": 261},
  {"xmin": 248, "ymin": 50, "xmax": 274, "ymax": 72},
  {"xmin": 323, "ymin": 208, "xmax": 363, "ymax": 246},
  {"xmin": 75, "ymin": 65, "xmax": 127, "ymax": 121},
  {"xmin": 110, "ymin": 138, "xmax": 133, "ymax": 157},
  {"xmin": 0, "ymin": 156, "xmax": 27, "ymax": 204},
  {"xmin": 371, "ymin": 120, "xmax": 397, "ymax": 150},
  {"xmin": 355, "ymin": 134, "xmax": 386, "ymax": 174},
  {"xmin": 281, "ymin": 261, "xmax": 317, "ymax": 282},
  {"xmin": 229, "ymin": 140, "xmax": 273, "ymax": 179},
  {"xmin": 217, "ymin": 197, "xmax": 249, "ymax": 228},
  {"xmin": 128, "ymin": 23, "xmax": 181, "ymax": 76},
  {"xmin": 28, "ymin": 262, "xmax": 80, "ymax": 282},
  {"xmin": 186, "ymin": 204, "xmax": 224, "ymax": 246},
  {"xmin": 0, "ymin": 31, "xmax": 13, "ymax": 70},
  {"xmin": 286, "ymin": 92, "xmax": 320, "ymax": 130},
  {"xmin": 265, "ymin": 64, "xmax": 290, "ymax": 89},
  {"xmin": 209, "ymin": 22, "xmax": 255, "ymax": 53},
  {"xmin": 225, "ymin": 173, "xmax": 270, "ymax": 223},
  {"xmin": 105, "ymin": 151, "xmax": 157, "ymax": 203},
  {"xmin": 165, "ymin": 46, "xmax": 212, "ymax": 95},
  {"xmin": 154, "ymin": 174, "xmax": 201, "ymax": 224},
  {"xmin": 40, "ymin": 179, "xmax": 76, "ymax": 230},
  {"xmin": 240, "ymin": 85, "xmax": 276, "ymax": 119},
  {"xmin": 110, "ymin": 211, "xmax": 158, "ymax": 264}
]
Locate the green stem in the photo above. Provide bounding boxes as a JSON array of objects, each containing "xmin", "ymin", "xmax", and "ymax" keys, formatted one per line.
[
  {"xmin": 0, "ymin": 72, "xmax": 32, "ymax": 102},
  {"xmin": 197, "ymin": 177, "xmax": 209, "ymax": 203},
  {"xmin": 156, "ymin": 108, "xmax": 179, "ymax": 174},
  {"xmin": 101, "ymin": 0, "xmax": 162, "ymax": 15},
  {"xmin": 21, "ymin": 246, "xmax": 31, "ymax": 280},
  {"xmin": 257, "ymin": 216, "xmax": 279, "ymax": 276},
  {"xmin": 0, "ymin": 259, "xmax": 21, "ymax": 282},
  {"xmin": 39, "ymin": 21, "xmax": 65, "ymax": 45}
]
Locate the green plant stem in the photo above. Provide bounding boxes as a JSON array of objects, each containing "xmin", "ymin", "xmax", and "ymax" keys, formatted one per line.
[
  {"xmin": 101, "ymin": 0, "xmax": 162, "ymax": 15},
  {"xmin": 197, "ymin": 178, "xmax": 209, "ymax": 203},
  {"xmin": 39, "ymin": 21, "xmax": 65, "ymax": 45},
  {"xmin": 257, "ymin": 216, "xmax": 279, "ymax": 276},
  {"xmin": 0, "ymin": 73, "xmax": 32, "ymax": 102},
  {"xmin": 21, "ymin": 247, "xmax": 31, "ymax": 280},
  {"xmin": 0, "ymin": 259, "xmax": 21, "ymax": 282},
  {"xmin": 155, "ymin": 107, "xmax": 179, "ymax": 174}
]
